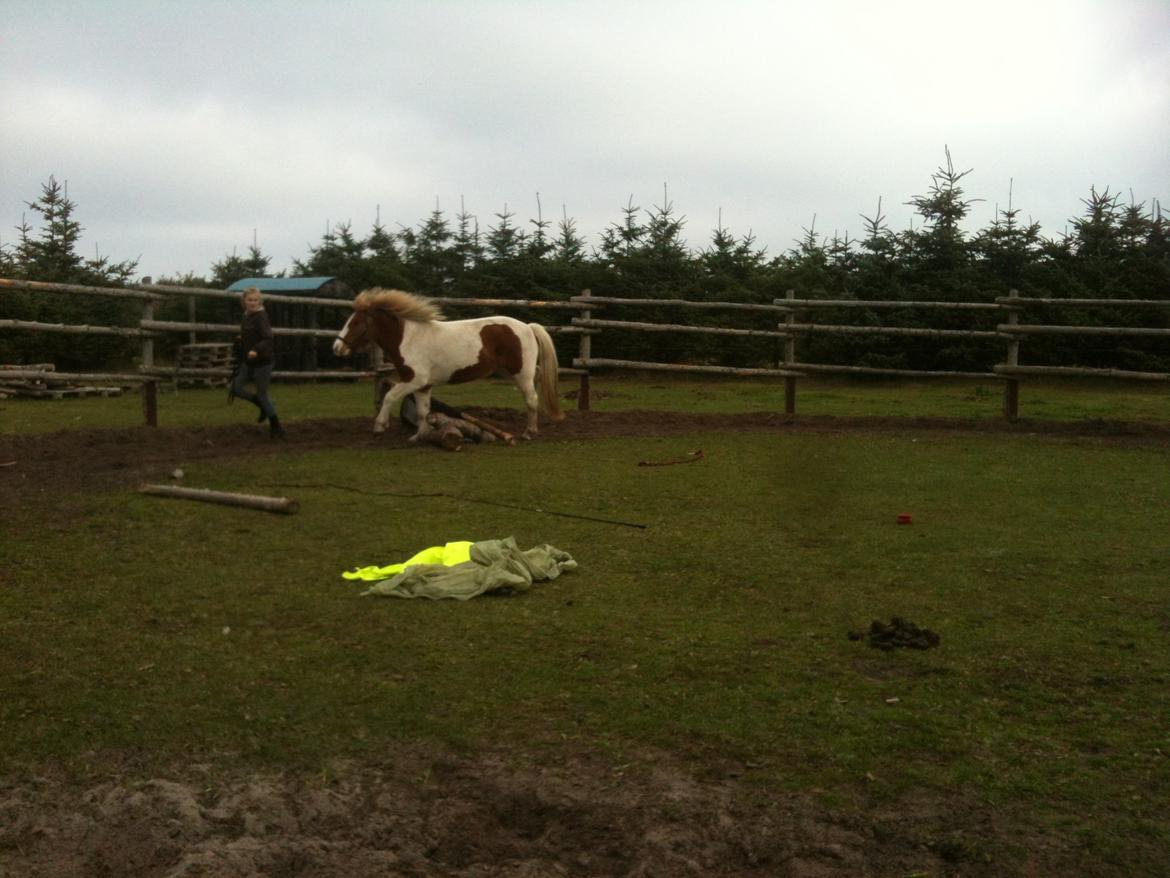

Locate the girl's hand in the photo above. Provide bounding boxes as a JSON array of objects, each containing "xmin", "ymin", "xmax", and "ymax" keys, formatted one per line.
[{"xmin": 247, "ymin": 350, "xmax": 257, "ymax": 360}]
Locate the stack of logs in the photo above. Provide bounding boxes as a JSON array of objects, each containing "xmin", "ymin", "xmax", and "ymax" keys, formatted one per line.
[
  {"xmin": 0, "ymin": 364, "xmax": 125, "ymax": 399},
  {"xmin": 175, "ymin": 343, "xmax": 234, "ymax": 388}
]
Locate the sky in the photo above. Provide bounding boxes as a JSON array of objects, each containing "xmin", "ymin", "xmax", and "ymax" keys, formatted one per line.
[{"xmin": 2, "ymin": 0, "xmax": 1168, "ymax": 282}]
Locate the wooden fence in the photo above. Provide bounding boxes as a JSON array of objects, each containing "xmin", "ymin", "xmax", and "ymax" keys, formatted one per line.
[
  {"xmin": 0, "ymin": 278, "xmax": 591, "ymax": 423},
  {"xmin": 569, "ymin": 288, "xmax": 1170, "ymax": 417},
  {"xmin": 2, "ymin": 277, "xmax": 1168, "ymax": 425}
]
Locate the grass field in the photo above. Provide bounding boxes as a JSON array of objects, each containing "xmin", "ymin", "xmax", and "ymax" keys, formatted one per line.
[{"xmin": 2, "ymin": 376, "xmax": 1169, "ymax": 874}]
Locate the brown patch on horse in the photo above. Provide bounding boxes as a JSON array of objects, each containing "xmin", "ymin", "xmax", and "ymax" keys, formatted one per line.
[
  {"xmin": 449, "ymin": 324, "xmax": 524, "ymax": 384},
  {"xmin": 370, "ymin": 309, "xmax": 414, "ymax": 382}
]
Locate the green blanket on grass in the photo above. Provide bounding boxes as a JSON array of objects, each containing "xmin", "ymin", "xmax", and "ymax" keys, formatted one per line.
[{"xmin": 358, "ymin": 537, "xmax": 577, "ymax": 600}]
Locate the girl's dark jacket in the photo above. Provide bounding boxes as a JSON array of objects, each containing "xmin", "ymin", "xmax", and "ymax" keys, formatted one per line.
[{"xmin": 237, "ymin": 309, "xmax": 275, "ymax": 367}]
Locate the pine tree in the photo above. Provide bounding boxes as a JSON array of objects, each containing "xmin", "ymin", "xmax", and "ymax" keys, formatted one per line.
[
  {"xmin": 366, "ymin": 214, "xmax": 411, "ymax": 289},
  {"xmin": 0, "ymin": 238, "xmax": 16, "ymax": 278},
  {"xmin": 295, "ymin": 220, "xmax": 370, "ymax": 287},
  {"xmin": 552, "ymin": 206, "xmax": 586, "ymax": 265},
  {"xmin": 407, "ymin": 203, "xmax": 456, "ymax": 293},
  {"xmin": 1146, "ymin": 201, "xmax": 1168, "ymax": 264},
  {"xmin": 698, "ymin": 213, "xmax": 769, "ymax": 365},
  {"xmin": 1, "ymin": 176, "xmax": 139, "ymax": 366},
  {"xmin": 1071, "ymin": 187, "xmax": 1123, "ymax": 261},
  {"xmin": 11, "ymin": 176, "xmax": 136, "ymax": 284},
  {"xmin": 452, "ymin": 198, "xmax": 484, "ymax": 275},
  {"xmin": 486, "ymin": 206, "xmax": 526, "ymax": 262},
  {"xmin": 1117, "ymin": 192, "xmax": 1153, "ymax": 256},
  {"xmin": 211, "ymin": 242, "xmax": 272, "ymax": 289},
  {"xmin": 786, "ymin": 216, "xmax": 829, "ymax": 277},
  {"xmin": 854, "ymin": 197, "xmax": 903, "ymax": 299},
  {"xmin": 700, "ymin": 211, "xmax": 764, "ymax": 286},
  {"xmin": 641, "ymin": 186, "xmax": 689, "ymax": 268},
  {"xmin": 15, "ymin": 176, "xmax": 85, "ymax": 281},
  {"xmin": 972, "ymin": 181, "xmax": 1042, "ymax": 289},
  {"xmin": 599, "ymin": 196, "xmax": 646, "ymax": 264},
  {"xmin": 904, "ymin": 147, "xmax": 979, "ymax": 284},
  {"xmin": 526, "ymin": 193, "xmax": 554, "ymax": 261}
]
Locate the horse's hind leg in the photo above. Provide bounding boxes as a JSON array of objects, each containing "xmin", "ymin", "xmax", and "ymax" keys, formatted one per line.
[{"xmin": 513, "ymin": 374, "xmax": 540, "ymax": 439}]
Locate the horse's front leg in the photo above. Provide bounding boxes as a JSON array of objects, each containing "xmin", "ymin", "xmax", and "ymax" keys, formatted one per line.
[{"xmin": 373, "ymin": 382, "xmax": 418, "ymax": 434}]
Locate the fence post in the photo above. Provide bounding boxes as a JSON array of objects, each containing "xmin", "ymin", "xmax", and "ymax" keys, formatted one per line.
[
  {"xmin": 784, "ymin": 289, "xmax": 797, "ymax": 415},
  {"xmin": 187, "ymin": 295, "xmax": 197, "ymax": 344},
  {"xmin": 1003, "ymin": 288, "xmax": 1020, "ymax": 420},
  {"xmin": 576, "ymin": 288, "xmax": 592, "ymax": 411},
  {"xmin": 141, "ymin": 298, "xmax": 155, "ymax": 370},
  {"xmin": 142, "ymin": 379, "xmax": 158, "ymax": 427}
]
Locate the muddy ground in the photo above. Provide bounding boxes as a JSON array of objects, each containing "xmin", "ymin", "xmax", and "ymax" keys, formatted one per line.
[
  {"xmin": 3, "ymin": 409, "xmax": 1165, "ymax": 877},
  {"xmin": 4, "ymin": 406, "xmax": 1168, "ymax": 499},
  {"xmin": 0, "ymin": 747, "xmax": 1053, "ymax": 878}
]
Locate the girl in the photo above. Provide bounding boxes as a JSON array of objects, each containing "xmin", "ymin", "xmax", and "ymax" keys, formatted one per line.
[{"xmin": 231, "ymin": 287, "xmax": 285, "ymax": 438}]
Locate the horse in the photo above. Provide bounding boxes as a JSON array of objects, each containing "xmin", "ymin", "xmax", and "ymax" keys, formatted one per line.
[{"xmin": 332, "ymin": 288, "xmax": 564, "ymax": 440}]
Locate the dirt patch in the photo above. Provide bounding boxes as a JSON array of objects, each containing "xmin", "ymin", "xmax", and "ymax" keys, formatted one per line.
[
  {"xmin": 849, "ymin": 617, "xmax": 942, "ymax": 651},
  {"xmin": 0, "ymin": 747, "xmax": 1057, "ymax": 878},
  {"xmin": 3, "ymin": 408, "xmax": 1168, "ymax": 505}
]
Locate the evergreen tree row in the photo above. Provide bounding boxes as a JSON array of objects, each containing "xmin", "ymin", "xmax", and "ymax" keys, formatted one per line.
[{"xmin": 2, "ymin": 154, "xmax": 1167, "ymax": 372}]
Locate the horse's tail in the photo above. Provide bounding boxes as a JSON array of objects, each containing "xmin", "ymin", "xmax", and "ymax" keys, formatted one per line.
[{"xmin": 529, "ymin": 323, "xmax": 564, "ymax": 421}]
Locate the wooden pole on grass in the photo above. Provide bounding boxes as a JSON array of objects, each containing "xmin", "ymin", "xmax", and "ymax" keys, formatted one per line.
[{"xmin": 138, "ymin": 484, "xmax": 300, "ymax": 514}]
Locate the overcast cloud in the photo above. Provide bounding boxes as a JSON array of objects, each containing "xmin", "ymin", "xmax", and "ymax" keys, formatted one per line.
[{"xmin": 2, "ymin": 0, "xmax": 1167, "ymax": 281}]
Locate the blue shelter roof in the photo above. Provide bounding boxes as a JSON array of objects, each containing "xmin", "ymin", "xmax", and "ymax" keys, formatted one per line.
[{"xmin": 226, "ymin": 277, "xmax": 339, "ymax": 294}]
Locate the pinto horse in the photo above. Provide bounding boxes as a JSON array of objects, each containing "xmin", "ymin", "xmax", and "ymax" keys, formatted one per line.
[{"xmin": 332, "ymin": 288, "xmax": 564, "ymax": 440}]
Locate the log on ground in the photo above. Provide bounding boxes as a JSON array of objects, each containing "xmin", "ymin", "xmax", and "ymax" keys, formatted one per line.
[{"xmin": 138, "ymin": 484, "xmax": 300, "ymax": 514}]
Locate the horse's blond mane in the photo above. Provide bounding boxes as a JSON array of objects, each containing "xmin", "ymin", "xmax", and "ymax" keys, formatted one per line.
[{"xmin": 354, "ymin": 288, "xmax": 445, "ymax": 322}]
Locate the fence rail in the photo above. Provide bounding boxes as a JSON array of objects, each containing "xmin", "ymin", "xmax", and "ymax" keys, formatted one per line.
[
  {"xmin": 573, "ymin": 318, "xmax": 788, "ymax": 339},
  {"xmin": 995, "ymin": 324, "xmax": 1170, "ymax": 337},
  {"xmin": 0, "ymin": 318, "xmax": 157, "ymax": 337},
  {"xmin": 3, "ymin": 277, "xmax": 1169, "ymax": 424},
  {"xmin": 781, "ymin": 298, "xmax": 1005, "ymax": 311}
]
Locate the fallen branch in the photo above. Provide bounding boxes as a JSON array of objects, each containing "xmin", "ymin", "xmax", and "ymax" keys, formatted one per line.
[
  {"xmin": 257, "ymin": 481, "xmax": 648, "ymax": 529},
  {"xmin": 637, "ymin": 449, "xmax": 704, "ymax": 467},
  {"xmin": 424, "ymin": 412, "xmax": 501, "ymax": 451},
  {"xmin": 138, "ymin": 483, "xmax": 300, "ymax": 514},
  {"xmin": 457, "ymin": 412, "xmax": 517, "ymax": 445}
]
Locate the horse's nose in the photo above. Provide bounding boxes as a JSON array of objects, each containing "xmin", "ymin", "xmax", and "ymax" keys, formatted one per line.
[{"xmin": 332, "ymin": 339, "xmax": 348, "ymax": 356}]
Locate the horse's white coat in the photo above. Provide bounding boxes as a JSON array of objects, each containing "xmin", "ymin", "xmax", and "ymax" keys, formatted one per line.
[
  {"xmin": 333, "ymin": 295, "xmax": 561, "ymax": 440},
  {"xmin": 378, "ymin": 315, "xmax": 541, "ymax": 436}
]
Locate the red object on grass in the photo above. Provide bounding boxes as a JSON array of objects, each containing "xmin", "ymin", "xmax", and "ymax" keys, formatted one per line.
[{"xmin": 896, "ymin": 513, "xmax": 913, "ymax": 524}]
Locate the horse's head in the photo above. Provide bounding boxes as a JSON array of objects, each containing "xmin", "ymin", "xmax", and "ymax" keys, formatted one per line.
[
  {"xmin": 332, "ymin": 308, "xmax": 373, "ymax": 357},
  {"xmin": 334, "ymin": 289, "xmax": 441, "ymax": 359}
]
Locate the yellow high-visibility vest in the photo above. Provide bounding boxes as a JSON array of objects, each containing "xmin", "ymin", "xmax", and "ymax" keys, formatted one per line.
[{"xmin": 342, "ymin": 541, "xmax": 474, "ymax": 582}]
